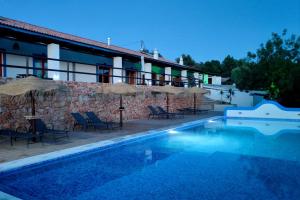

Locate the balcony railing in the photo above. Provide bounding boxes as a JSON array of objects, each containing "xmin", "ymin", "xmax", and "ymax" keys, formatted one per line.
[{"xmin": 0, "ymin": 51, "xmax": 202, "ymax": 87}]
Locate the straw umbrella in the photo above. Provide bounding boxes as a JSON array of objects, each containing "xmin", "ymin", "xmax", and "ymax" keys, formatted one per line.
[
  {"xmin": 184, "ymin": 87, "xmax": 209, "ymax": 114},
  {"xmin": 150, "ymin": 85, "xmax": 184, "ymax": 113},
  {"xmin": 0, "ymin": 76, "xmax": 67, "ymax": 134},
  {"xmin": 97, "ymin": 83, "xmax": 137, "ymax": 128}
]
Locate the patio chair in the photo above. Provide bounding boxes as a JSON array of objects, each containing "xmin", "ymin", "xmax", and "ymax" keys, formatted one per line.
[
  {"xmin": 85, "ymin": 112, "xmax": 119, "ymax": 130},
  {"xmin": 71, "ymin": 112, "xmax": 90, "ymax": 131},
  {"xmin": 35, "ymin": 119, "xmax": 69, "ymax": 141},
  {"xmin": 0, "ymin": 129, "xmax": 37, "ymax": 147},
  {"xmin": 0, "ymin": 129, "xmax": 14, "ymax": 146},
  {"xmin": 147, "ymin": 105, "xmax": 168, "ymax": 119},
  {"xmin": 157, "ymin": 106, "xmax": 184, "ymax": 118}
]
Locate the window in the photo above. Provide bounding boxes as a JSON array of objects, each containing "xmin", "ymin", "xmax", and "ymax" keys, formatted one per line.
[
  {"xmin": 98, "ymin": 66, "xmax": 110, "ymax": 83},
  {"xmin": 33, "ymin": 55, "xmax": 47, "ymax": 78}
]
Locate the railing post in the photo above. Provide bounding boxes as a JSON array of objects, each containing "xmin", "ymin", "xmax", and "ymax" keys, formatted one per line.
[
  {"xmin": 67, "ymin": 62, "xmax": 70, "ymax": 81},
  {"xmin": 26, "ymin": 56, "xmax": 29, "ymax": 75}
]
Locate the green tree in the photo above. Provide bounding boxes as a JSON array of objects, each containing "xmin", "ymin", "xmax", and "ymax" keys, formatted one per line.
[
  {"xmin": 175, "ymin": 54, "xmax": 197, "ymax": 66},
  {"xmin": 221, "ymin": 55, "xmax": 238, "ymax": 77},
  {"xmin": 200, "ymin": 60, "xmax": 222, "ymax": 75},
  {"xmin": 232, "ymin": 30, "xmax": 300, "ymax": 106}
]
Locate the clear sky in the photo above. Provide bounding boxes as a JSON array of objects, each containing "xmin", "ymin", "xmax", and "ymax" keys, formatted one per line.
[{"xmin": 1, "ymin": 0, "xmax": 299, "ymax": 62}]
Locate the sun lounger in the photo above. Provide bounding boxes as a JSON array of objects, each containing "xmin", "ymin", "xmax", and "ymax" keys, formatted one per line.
[
  {"xmin": 156, "ymin": 106, "xmax": 184, "ymax": 118},
  {"xmin": 0, "ymin": 129, "xmax": 37, "ymax": 147},
  {"xmin": 85, "ymin": 112, "xmax": 119, "ymax": 129},
  {"xmin": 35, "ymin": 119, "xmax": 69, "ymax": 141},
  {"xmin": 148, "ymin": 105, "xmax": 168, "ymax": 119},
  {"xmin": 71, "ymin": 112, "xmax": 90, "ymax": 131}
]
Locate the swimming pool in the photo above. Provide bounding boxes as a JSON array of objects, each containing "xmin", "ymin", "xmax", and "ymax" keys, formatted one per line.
[{"xmin": 0, "ymin": 117, "xmax": 300, "ymax": 200}]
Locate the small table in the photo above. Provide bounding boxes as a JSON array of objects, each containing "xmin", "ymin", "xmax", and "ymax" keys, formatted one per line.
[{"xmin": 24, "ymin": 115, "xmax": 40, "ymax": 120}]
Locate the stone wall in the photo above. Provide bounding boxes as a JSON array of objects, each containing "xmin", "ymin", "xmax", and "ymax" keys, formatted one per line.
[{"xmin": 0, "ymin": 79, "xmax": 202, "ymax": 130}]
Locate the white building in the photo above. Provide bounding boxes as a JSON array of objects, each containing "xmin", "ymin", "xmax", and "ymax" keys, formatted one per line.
[{"xmin": 0, "ymin": 16, "xmax": 222, "ymax": 86}]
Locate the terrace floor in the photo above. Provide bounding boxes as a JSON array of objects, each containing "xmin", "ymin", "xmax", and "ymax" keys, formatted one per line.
[{"xmin": 0, "ymin": 111, "xmax": 222, "ymax": 163}]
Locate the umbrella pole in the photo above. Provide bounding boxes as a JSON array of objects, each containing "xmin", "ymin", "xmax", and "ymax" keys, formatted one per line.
[
  {"xmin": 30, "ymin": 91, "xmax": 37, "ymax": 139},
  {"xmin": 193, "ymin": 93, "xmax": 196, "ymax": 115},
  {"xmin": 31, "ymin": 91, "xmax": 35, "ymax": 116},
  {"xmin": 166, "ymin": 93, "xmax": 169, "ymax": 119},
  {"xmin": 119, "ymin": 94, "xmax": 123, "ymax": 128}
]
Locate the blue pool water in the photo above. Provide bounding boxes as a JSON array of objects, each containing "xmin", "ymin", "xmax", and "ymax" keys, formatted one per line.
[{"xmin": 0, "ymin": 118, "xmax": 300, "ymax": 200}]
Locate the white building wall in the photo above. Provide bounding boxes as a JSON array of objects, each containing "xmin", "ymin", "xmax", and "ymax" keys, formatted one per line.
[
  {"xmin": 113, "ymin": 57, "xmax": 122, "ymax": 83},
  {"xmin": 212, "ymin": 76, "xmax": 222, "ymax": 85},
  {"xmin": 144, "ymin": 63, "xmax": 152, "ymax": 85},
  {"xmin": 204, "ymin": 85, "xmax": 254, "ymax": 106},
  {"xmin": 194, "ymin": 72, "xmax": 199, "ymax": 86},
  {"xmin": 74, "ymin": 63, "xmax": 96, "ymax": 83},
  {"xmin": 47, "ymin": 43, "xmax": 60, "ymax": 80},
  {"xmin": 181, "ymin": 70, "xmax": 187, "ymax": 87},
  {"xmin": 165, "ymin": 67, "xmax": 171, "ymax": 84}
]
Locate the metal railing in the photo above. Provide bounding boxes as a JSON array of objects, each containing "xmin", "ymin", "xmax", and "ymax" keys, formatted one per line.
[{"xmin": 0, "ymin": 51, "xmax": 203, "ymax": 87}]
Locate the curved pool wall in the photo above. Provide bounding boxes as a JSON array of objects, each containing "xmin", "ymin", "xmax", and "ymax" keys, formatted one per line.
[{"xmin": 225, "ymin": 100, "xmax": 300, "ymax": 120}]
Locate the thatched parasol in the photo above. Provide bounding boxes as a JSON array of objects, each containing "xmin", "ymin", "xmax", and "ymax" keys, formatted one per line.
[
  {"xmin": 184, "ymin": 87, "xmax": 209, "ymax": 114},
  {"xmin": 150, "ymin": 85, "xmax": 184, "ymax": 113},
  {"xmin": 0, "ymin": 76, "xmax": 67, "ymax": 133},
  {"xmin": 96, "ymin": 83, "xmax": 137, "ymax": 127}
]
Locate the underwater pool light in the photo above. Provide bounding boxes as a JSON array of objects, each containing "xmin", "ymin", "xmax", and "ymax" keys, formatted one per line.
[{"xmin": 168, "ymin": 129, "xmax": 179, "ymax": 135}]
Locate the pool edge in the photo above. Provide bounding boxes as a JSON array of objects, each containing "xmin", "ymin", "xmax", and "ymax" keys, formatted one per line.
[
  {"xmin": 0, "ymin": 116, "xmax": 223, "ymax": 174},
  {"xmin": 0, "ymin": 191, "xmax": 21, "ymax": 200}
]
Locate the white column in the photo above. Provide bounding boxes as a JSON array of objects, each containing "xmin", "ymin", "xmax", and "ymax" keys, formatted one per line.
[
  {"xmin": 47, "ymin": 43, "xmax": 60, "ymax": 80},
  {"xmin": 181, "ymin": 70, "xmax": 188, "ymax": 88},
  {"xmin": 194, "ymin": 72, "xmax": 199, "ymax": 87},
  {"xmin": 144, "ymin": 63, "xmax": 152, "ymax": 85},
  {"xmin": 165, "ymin": 67, "xmax": 171, "ymax": 85},
  {"xmin": 113, "ymin": 57, "xmax": 123, "ymax": 83},
  {"xmin": 179, "ymin": 56, "xmax": 184, "ymax": 65}
]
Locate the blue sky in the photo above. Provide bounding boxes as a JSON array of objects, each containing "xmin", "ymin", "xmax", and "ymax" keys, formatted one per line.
[{"xmin": 1, "ymin": 0, "xmax": 299, "ymax": 62}]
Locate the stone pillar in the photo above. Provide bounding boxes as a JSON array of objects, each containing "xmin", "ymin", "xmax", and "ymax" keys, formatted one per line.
[
  {"xmin": 47, "ymin": 43, "xmax": 60, "ymax": 80},
  {"xmin": 165, "ymin": 67, "xmax": 171, "ymax": 85},
  {"xmin": 181, "ymin": 70, "xmax": 188, "ymax": 88},
  {"xmin": 113, "ymin": 57, "xmax": 123, "ymax": 83},
  {"xmin": 194, "ymin": 72, "xmax": 199, "ymax": 87}
]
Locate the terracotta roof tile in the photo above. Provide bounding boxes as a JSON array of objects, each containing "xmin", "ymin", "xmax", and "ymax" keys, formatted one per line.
[{"xmin": 0, "ymin": 16, "xmax": 186, "ymax": 68}]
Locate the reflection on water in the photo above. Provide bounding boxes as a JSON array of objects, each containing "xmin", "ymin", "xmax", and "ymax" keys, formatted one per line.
[
  {"xmin": 164, "ymin": 120, "xmax": 300, "ymax": 162},
  {"xmin": 144, "ymin": 149, "xmax": 153, "ymax": 165},
  {"xmin": 0, "ymin": 119, "xmax": 299, "ymax": 200}
]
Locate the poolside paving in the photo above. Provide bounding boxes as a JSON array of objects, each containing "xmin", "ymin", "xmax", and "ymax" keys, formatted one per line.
[{"xmin": 0, "ymin": 112, "xmax": 222, "ymax": 163}]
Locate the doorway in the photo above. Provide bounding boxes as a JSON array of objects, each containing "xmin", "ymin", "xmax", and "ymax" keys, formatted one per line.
[
  {"xmin": 126, "ymin": 70, "xmax": 136, "ymax": 85},
  {"xmin": 98, "ymin": 66, "xmax": 110, "ymax": 83}
]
